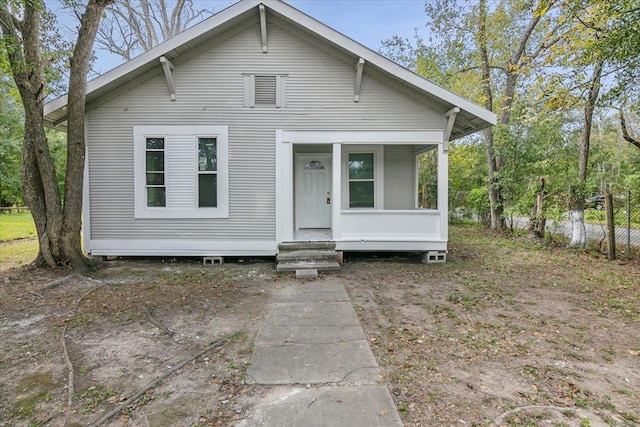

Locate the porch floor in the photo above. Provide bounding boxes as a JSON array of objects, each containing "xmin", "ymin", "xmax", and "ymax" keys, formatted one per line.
[{"xmin": 294, "ymin": 228, "xmax": 332, "ymax": 241}]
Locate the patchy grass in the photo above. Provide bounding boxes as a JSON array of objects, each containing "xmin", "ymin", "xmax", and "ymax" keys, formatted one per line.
[
  {"xmin": 1, "ymin": 224, "xmax": 639, "ymax": 426},
  {"xmin": 0, "ymin": 211, "xmax": 36, "ymax": 241},
  {"xmin": 340, "ymin": 224, "xmax": 640, "ymax": 426},
  {"xmin": 0, "ymin": 238, "xmax": 38, "ymax": 271}
]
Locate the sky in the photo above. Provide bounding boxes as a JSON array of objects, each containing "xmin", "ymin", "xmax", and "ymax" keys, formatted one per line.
[{"xmin": 49, "ymin": 0, "xmax": 430, "ymax": 75}]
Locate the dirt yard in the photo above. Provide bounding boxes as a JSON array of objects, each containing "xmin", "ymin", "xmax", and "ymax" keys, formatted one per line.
[{"xmin": 1, "ymin": 225, "xmax": 639, "ymax": 426}]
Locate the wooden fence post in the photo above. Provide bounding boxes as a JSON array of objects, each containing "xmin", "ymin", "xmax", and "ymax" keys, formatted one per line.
[{"xmin": 605, "ymin": 192, "xmax": 616, "ymax": 260}]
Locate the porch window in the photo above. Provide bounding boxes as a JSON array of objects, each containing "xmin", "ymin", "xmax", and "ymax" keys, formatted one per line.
[
  {"xmin": 198, "ymin": 137, "xmax": 217, "ymax": 207},
  {"xmin": 145, "ymin": 137, "xmax": 166, "ymax": 207},
  {"xmin": 348, "ymin": 153, "xmax": 375, "ymax": 208}
]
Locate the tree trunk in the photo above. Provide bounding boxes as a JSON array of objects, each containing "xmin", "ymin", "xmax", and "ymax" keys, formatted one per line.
[
  {"xmin": 1, "ymin": 0, "xmax": 112, "ymax": 270},
  {"xmin": 62, "ymin": 0, "xmax": 115, "ymax": 270},
  {"xmin": 477, "ymin": 0, "xmax": 505, "ymax": 231},
  {"xmin": 569, "ymin": 59, "xmax": 603, "ymax": 248},
  {"xmin": 529, "ymin": 177, "xmax": 546, "ymax": 238}
]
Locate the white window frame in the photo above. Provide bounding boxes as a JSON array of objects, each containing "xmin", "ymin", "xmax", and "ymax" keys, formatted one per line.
[
  {"xmin": 197, "ymin": 136, "xmax": 219, "ymax": 208},
  {"xmin": 134, "ymin": 125, "xmax": 229, "ymax": 219},
  {"xmin": 341, "ymin": 145, "xmax": 384, "ymax": 210},
  {"xmin": 143, "ymin": 136, "xmax": 166, "ymax": 208},
  {"xmin": 243, "ymin": 74, "xmax": 287, "ymax": 108}
]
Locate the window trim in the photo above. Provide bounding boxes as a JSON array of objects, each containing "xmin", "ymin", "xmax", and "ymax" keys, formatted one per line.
[
  {"xmin": 341, "ymin": 145, "xmax": 384, "ymax": 210},
  {"xmin": 134, "ymin": 125, "xmax": 229, "ymax": 219}
]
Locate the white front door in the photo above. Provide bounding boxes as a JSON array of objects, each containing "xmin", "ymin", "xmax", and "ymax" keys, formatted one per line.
[{"xmin": 295, "ymin": 154, "xmax": 332, "ymax": 229}]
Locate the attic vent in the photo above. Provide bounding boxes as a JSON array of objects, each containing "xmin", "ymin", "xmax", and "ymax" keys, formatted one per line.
[
  {"xmin": 243, "ymin": 74, "xmax": 287, "ymax": 108},
  {"xmin": 255, "ymin": 75, "xmax": 277, "ymax": 105}
]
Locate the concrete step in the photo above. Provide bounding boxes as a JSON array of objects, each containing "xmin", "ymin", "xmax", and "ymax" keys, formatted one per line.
[
  {"xmin": 276, "ymin": 261, "xmax": 341, "ymax": 273},
  {"xmin": 277, "ymin": 250, "xmax": 340, "ymax": 263},
  {"xmin": 278, "ymin": 241, "xmax": 336, "ymax": 252}
]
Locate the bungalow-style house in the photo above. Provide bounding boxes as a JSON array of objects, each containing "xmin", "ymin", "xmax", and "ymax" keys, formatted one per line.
[{"xmin": 43, "ymin": 0, "xmax": 495, "ymax": 270}]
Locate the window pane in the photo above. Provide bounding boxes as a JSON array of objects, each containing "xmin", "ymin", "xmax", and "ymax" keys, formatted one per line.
[
  {"xmin": 198, "ymin": 138, "xmax": 217, "ymax": 171},
  {"xmin": 305, "ymin": 160, "xmax": 325, "ymax": 170},
  {"xmin": 146, "ymin": 172, "xmax": 164, "ymax": 186},
  {"xmin": 146, "ymin": 151, "xmax": 164, "ymax": 172},
  {"xmin": 349, "ymin": 181, "xmax": 374, "ymax": 208},
  {"xmin": 199, "ymin": 174, "xmax": 217, "ymax": 207},
  {"xmin": 147, "ymin": 187, "xmax": 166, "ymax": 207},
  {"xmin": 146, "ymin": 137, "xmax": 164, "ymax": 150},
  {"xmin": 348, "ymin": 153, "xmax": 373, "ymax": 179}
]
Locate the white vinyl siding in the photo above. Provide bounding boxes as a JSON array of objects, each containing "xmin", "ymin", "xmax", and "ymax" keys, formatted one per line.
[
  {"xmin": 384, "ymin": 145, "xmax": 415, "ymax": 209},
  {"xmin": 134, "ymin": 126, "xmax": 228, "ymax": 219},
  {"xmin": 86, "ymin": 20, "xmax": 442, "ymax": 243}
]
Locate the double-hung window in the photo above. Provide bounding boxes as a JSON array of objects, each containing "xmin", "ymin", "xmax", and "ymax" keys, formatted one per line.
[
  {"xmin": 134, "ymin": 125, "xmax": 228, "ymax": 219},
  {"xmin": 342, "ymin": 145, "xmax": 383, "ymax": 209},
  {"xmin": 145, "ymin": 137, "xmax": 166, "ymax": 207},
  {"xmin": 348, "ymin": 153, "xmax": 375, "ymax": 208},
  {"xmin": 198, "ymin": 137, "xmax": 218, "ymax": 207}
]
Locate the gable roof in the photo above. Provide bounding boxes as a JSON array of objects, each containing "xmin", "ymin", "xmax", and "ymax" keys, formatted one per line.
[{"xmin": 43, "ymin": 0, "xmax": 496, "ymax": 138}]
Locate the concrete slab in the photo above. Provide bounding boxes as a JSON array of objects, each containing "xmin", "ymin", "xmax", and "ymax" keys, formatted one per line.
[
  {"xmin": 271, "ymin": 291, "xmax": 350, "ymax": 303},
  {"xmin": 263, "ymin": 302, "xmax": 361, "ymax": 327},
  {"xmin": 256, "ymin": 325, "xmax": 365, "ymax": 345},
  {"xmin": 273, "ymin": 279, "xmax": 347, "ymax": 296},
  {"xmin": 242, "ymin": 279, "xmax": 403, "ymax": 424},
  {"xmin": 296, "ymin": 269, "xmax": 318, "ymax": 279},
  {"xmin": 235, "ymin": 386, "xmax": 403, "ymax": 427},
  {"xmin": 245, "ymin": 340, "xmax": 380, "ymax": 385}
]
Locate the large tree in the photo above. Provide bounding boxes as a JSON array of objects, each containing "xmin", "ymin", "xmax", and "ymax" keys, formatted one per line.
[
  {"xmin": 96, "ymin": 0, "xmax": 213, "ymax": 61},
  {"xmin": 384, "ymin": 0, "xmax": 563, "ymax": 231},
  {"xmin": 0, "ymin": 0, "xmax": 113, "ymax": 270}
]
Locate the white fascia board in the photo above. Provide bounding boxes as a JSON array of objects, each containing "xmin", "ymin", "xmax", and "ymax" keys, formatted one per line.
[{"xmin": 266, "ymin": 0, "xmax": 496, "ymax": 126}]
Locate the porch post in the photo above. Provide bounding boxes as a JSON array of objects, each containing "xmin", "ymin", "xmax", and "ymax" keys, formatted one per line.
[
  {"xmin": 332, "ymin": 143, "xmax": 342, "ymax": 241},
  {"xmin": 438, "ymin": 143, "xmax": 448, "ymax": 242},
  {"xmin": 279, "ymin": 135, "xmax": 294, "ymax": 242}
]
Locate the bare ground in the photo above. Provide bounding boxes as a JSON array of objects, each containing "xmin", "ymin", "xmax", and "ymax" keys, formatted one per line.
[{"xmin": 1, "ymin": 224, "xmax": 639, "ymax": 426}]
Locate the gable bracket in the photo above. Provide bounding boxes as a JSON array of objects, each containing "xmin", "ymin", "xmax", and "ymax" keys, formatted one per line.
[
  {"xmin": 442, "ymin": 107, "xmax": 460, "ymax": 152},
  {"xmin": 259, "ymin": 4, "xmax": 268, "ymax": 53},
  {"xmin": 354, "ymin": 58, "xmax": 365, "ymax": 102},
  {"xmin": 159, "ymin": 56, "xmax": 176, "ymax": 101}
]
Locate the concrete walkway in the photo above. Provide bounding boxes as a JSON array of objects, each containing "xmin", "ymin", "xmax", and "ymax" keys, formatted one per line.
[{"xmin": 239, "ymin": 279, "xmax": 403, "ymax": 426}]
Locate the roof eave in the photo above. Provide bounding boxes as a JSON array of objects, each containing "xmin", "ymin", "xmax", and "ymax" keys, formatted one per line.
[{"xmin": 44, "ymin": 0, "xmax": 496, "ymax": 132}]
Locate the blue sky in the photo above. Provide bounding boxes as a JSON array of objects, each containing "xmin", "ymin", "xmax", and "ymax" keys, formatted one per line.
[{"xmin": 51, "ymin": 0, "xmax": 429, "ymax": 74}]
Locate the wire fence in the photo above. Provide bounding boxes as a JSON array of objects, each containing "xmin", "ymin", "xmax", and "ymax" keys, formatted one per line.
[
  {"xmin": 506, "ymin": 190, "xmax": 640, "ymax": 259},
  {"xmin": 0, "ymin": 207, "xmax": 37, "ymax": 242}
]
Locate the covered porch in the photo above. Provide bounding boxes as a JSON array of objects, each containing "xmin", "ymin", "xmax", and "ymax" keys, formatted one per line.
[{"xmin": 276, "ymin": 130, "xmax": 450, "ymax": 255}]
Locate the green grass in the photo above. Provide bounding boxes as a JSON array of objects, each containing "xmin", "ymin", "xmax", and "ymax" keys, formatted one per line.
[
  {"xmin": 584, "ymin": 209, "xmax": 640, "ymax": 228},
  {"xmin": 0, "ymin": 211, "xmax": 37, "ymax": 241},
  {"xmin": 0, "ymin": 238, "xmax": 38, "ymax": 271}
]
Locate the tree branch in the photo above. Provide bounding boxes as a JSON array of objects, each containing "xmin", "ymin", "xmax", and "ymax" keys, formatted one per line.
[{"xmin": 619, "ymin": 110, "xmax": 640, "ymax": 149}]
